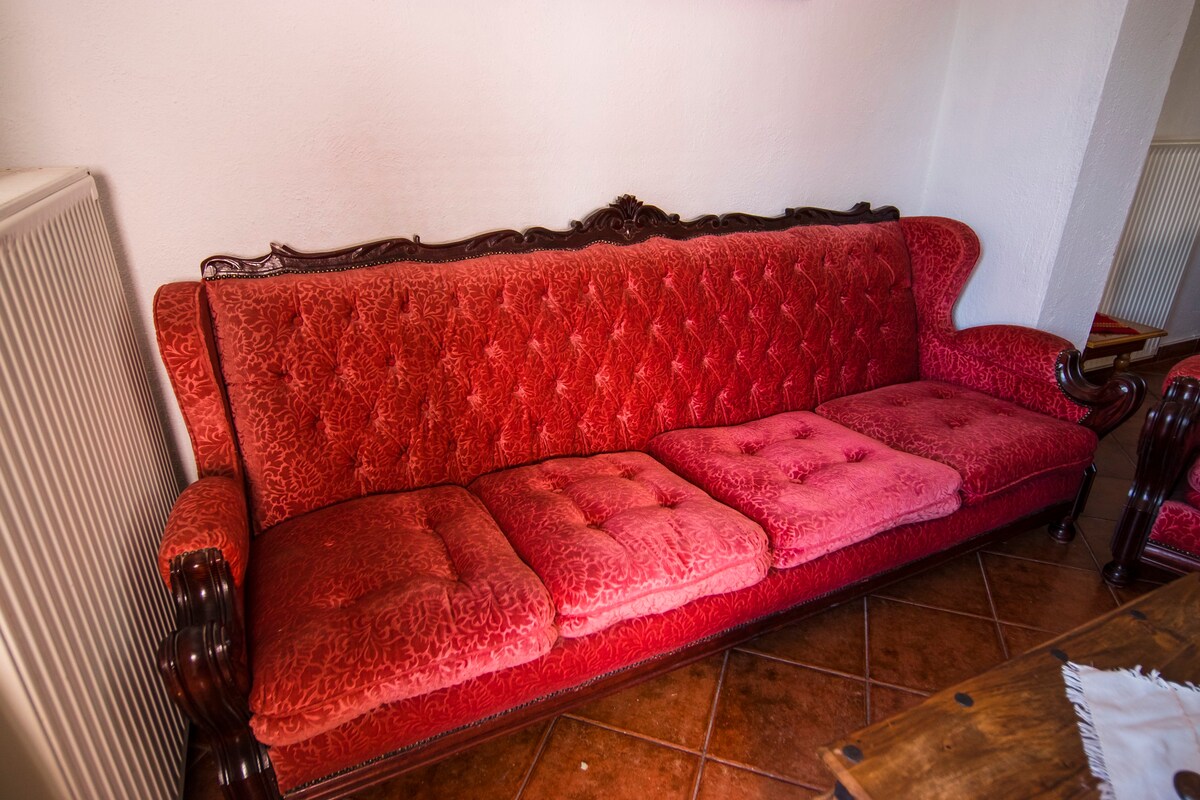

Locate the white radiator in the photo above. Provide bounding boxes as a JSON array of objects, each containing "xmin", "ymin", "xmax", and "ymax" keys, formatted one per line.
[
  {"xmin": 1099, "ymin": 141, "xmax": 1200, "ymax": 359},
  {"xmin": 0, "ymin": 169, "xmax": 184, "ymax": 799}
]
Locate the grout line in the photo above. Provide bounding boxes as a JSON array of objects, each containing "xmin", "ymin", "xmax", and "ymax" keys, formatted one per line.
[
  {"xmin": 561, "ymin": 714, "xmax": 702, "ymax": 756},
  {"xmin": 513, "ymin": 716, "xmax": 556, "ymax": 800},
  {"xmin": 863, "ymin": 597, "xmax": 871, "ymax": 724},
  {"xmin": 866, "ymin": 678, "xmax": 929, "ymax": 699},
  {"xmin": 703, "ymin": 754, "xmax": 826, "ymax": 791},
  {"xmin": 870, "ymin": 594, "xmax": 997, "ymax": 624},
  {"xmin": 689, "ymin": 649, "xmax": 730, "ymax": 800},
  {"xmin": 977, "ymin": 548, "xmax": 1103, "ymax": 575},
  {"xmin": 978, "ymin": 550, "xmax": 1009, "ymax": 660},
  {"xmin": 739, "ymin": 649, "xmax": 865, "ymax": 683}
]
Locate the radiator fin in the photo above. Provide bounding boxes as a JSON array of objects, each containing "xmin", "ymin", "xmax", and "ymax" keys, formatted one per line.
[
  {"xmin": 1099, "ymin": 141, "xmax": 1200, "ymax": 358},
  {"xmin": 0, "ymin": 170, "xmax": 183, "ymax": 800}
]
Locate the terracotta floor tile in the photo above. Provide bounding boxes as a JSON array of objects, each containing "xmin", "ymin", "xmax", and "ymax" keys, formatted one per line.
[
  {"xmin": 867, "ymin": 684, "xmax": 926, "ymax": 724},
  {"xmin": 982, "ymin": 553, "xmax": 1117, "ymax": 633},
  {"xmin": 875, "ymin": 553, "xmax": 992, "ymax": 617},
  {"xmin": 708, "ymin": 651, "xmax": 865, "ymax": 788},
  {"xmin": 571, "ymin": 653, "xmax": 723, "ymax": 749},
  {"xmin": 521, "ymin": 718, "xmax": 697, "ymax": 800},
  {"xmin": 867, "ymin": 597, "xmax": 1005, "ymax": 693},
  {"xmin": 696, "ymin": 760, "xmax": 819, "ymax": 799},
  {"xmin": 1093, "ymin": 436, "xmax": 1136, "ymax": 481},
  {"xmin": 1112, "ymin": 576, "xmax": 1170, "ymax": 605},
  {"xmin": 1076, "ymin": 516, "xmax": 1115, "ymax": 567},
  {"xmin": 739, "ymin": 599, "xmax": 865, "ymax": 677},
  {"xmin": 1110, "ymin": 407, "xmax": 1148, "ymax": 453},
  {"xmin": 1083, "ymin": 476, "xmax": 1134, "ymax": 521},
  {"xmin": 1001, "ymin": 624, "xmax": 1053, "ymax": 657},
  {"xmin": 353, "ymin": 721, "xmax": 548, "ymax": 799},
  {"xmin": 983, "ymin": 524, "xmax": 1098, "ymax": 572}
]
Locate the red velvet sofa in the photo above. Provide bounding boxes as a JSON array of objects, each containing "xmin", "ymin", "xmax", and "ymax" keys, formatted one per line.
[
  {"xmin": 153, "ymin": 197, "xmax": 1143, "ymax": 799},
  {"xmin": 1104, "ymin": 354, "xmax": 1200, "ymax": 585}
]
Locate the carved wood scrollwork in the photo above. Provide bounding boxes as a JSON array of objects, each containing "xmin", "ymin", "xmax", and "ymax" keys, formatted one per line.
[
  {"xmin": 1055, "ymin": 350, "xmax": 1147, "ymax": 438},
  {"xmin": 1103, "ymin": 374, "xmax": 1200, "ymax": 586},
  {"xmin": 200, "ymin": 195, "xmax": 900, "ymax": 279},
  {"xmin": 158, "ymin": 549, "xmax": 281, "ymax": 800}
]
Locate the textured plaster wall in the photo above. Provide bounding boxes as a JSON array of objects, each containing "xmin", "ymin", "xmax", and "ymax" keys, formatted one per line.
[
  {"xmin": 1161, "ymin": 7, "xmax": 1200, "ymax": 346},
  {"xmin": 1156, "ymin": 3, "xmax": 1200, "ymax": 141},
  {"xmin": 0, "ymin": 0, "xmax": 1194, "ymax": 465},
  {"xmin": 919, "ymin": 0, "xmax": 1193, "ymax": 347},
  {"xmin": 0, "ymin": 0, "xmax": 960, "ymax": 467}
]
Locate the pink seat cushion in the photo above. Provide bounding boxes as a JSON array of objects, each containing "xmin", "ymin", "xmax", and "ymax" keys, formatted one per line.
[
  {"xmin": 1150, "ymin": 499, "xmax": 1200, "ymax": 558},
  {"xmin": 246, "ymin": 487, "xmax": 557, "ymax": 746},
  {"xmin": 648, "ymin": 412, "xmax": 962, "ymax": 569},
  {"xmin": 816, "ymin": 381, "xmax": 1097, "ymax": 505},
  {"xmin": 470, "ymin": 452, "xmax": 770, "ymax": 638}
]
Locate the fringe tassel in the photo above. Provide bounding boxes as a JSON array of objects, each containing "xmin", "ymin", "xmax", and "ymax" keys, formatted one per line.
[{"xmin": 1062, "ymin": 662, "xmax": 1116, "ymax": 800}]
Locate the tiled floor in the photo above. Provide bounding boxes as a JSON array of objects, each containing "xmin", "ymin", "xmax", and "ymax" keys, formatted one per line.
[{"xmin": 184, "ymin": 365, "xmax": 1181, "ymax": 800}]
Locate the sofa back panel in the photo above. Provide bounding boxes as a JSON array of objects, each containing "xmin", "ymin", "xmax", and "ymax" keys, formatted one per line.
[{"xmin": 206, "ymin": 222, "xmax": 919, "ymax": 530}]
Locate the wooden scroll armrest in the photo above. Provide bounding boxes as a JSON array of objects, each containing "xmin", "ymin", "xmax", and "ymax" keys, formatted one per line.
[
  {"xmin": 158, "ymin": 549, "xmax": 280, "ymax": 800},
  {"xmin": 1103, "ymin": 376, "xmax": 1200, "ymax": 586},
  {"xmin": 1055, "ymin": 350, "xmax": 1146, "ymax": 439}
]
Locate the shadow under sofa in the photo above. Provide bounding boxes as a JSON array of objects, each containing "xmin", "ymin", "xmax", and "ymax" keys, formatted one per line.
[{"xmin": 152, "ymin": 197, "xmax": 1144, "ymax": 799}]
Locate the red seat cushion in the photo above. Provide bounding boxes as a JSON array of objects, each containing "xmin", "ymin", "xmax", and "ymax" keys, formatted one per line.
[
  {"xmin": 246, "ymin": 487, "xmax": 557, "ymax": 746},
  {"xmin": 1150, "ymin": 499, "xmax": 1200, "ymax": 557},
  {"xmin": 470, "ymin": 452, "xmax": 770, "ymax": 638},
  {"xmin": 815, "ymin": 381, "xmax": 1097, "ymax": 505},
  {"xmin": 648, "ymin": 412, "xmax": 962, "ymax": 569}
]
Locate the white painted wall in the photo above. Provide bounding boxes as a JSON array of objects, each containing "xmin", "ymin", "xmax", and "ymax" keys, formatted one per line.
[
  {"xmin": 0, "ymin": 0, "xmax": 1194, "ymax": 466},
  {"xmin": 0, "ymin": 0, "xmax": 961, "ymax": 468},
  {"xmin": 919, "ymin": 0, "xmax": 1193, "ymax": 347},
  {"xmin": 1161, "ymin": 7, "xmax": 1200, "ymax": 346},
  {"xmin": 1040, "ymin": 0, "xmax": 1195, "ymax": 343},
  {"xmin": 1157, "ymin": 1, "xmax": 1200, "ymax": 141}
]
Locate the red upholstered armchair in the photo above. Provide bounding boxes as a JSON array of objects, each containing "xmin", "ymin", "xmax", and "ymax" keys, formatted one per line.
[{"xmin": 1104, "ymin": 355, "xmax": 1200, "ymax": 585}]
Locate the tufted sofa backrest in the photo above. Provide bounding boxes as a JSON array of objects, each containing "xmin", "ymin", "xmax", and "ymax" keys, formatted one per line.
[{"xmin": 204, "ymin": 222, "xmax": 919, "ymax": 530}]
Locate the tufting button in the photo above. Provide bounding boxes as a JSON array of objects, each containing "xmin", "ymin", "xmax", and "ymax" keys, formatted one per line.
[
  {"xmin": 291, "ymin": 314, "xmax": 303, "ymax": 328},
  {"xmin": 845, "ymin": 449, "xmax": 867, "ymax": 463},
  {"xmin": 793, "ymin": 428, "xmax": 812, "ymax": 439}
]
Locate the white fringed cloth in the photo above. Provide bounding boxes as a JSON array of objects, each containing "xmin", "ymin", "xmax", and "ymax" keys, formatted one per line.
[{"xmin": 1063, "ymin": 662, "xmax": 1200, "ymax": 800}]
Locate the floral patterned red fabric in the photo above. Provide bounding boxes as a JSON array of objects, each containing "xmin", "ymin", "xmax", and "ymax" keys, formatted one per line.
[
  {"xmin": 246, "ymin": 487, "xmax": 557, "ymax": 746},
  {"xmin": 648, "ymin": 412, "xmax": 961, "ymax": 568},
  {"xmin": 1165, "ymin": 356, "xmax": 1200, "ymax": 506},
  {"xmin": 1149, "ymin": 500, "xmax": 1200, "ymax": 558},
  {"xmin": 153, "ymin": 283, "xmax": 242, "ymax": 480},
  {"xmin": 900, "ymin": 217, "xmax": 1086, "ymax": 423},
  {"xmin": 1165, "ymin": 354, "xmax": 1200, "ymax": 388},
  {"xmin": 470, "ymin": 452, "xmax": 769, "ymax": 637},
  {"xmin": 816, "ymin": 381, "xmax": 1097, "ymax": 505},
  {"xmin": 269, "ymin": 468, "xmax": 1083, "ymax": 792},
  {"xmin": 158, "ymin": 476, "xmax": 250, "ymax": 588},
  {"xmin": 203, "ymin": 224, "xmax": 920, "ymax": 530}
]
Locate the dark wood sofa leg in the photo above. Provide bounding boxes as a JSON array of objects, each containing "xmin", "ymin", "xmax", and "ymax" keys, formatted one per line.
[
  {"xmin": 1049, "ymin": 463, "xmax": 1096, "ymax": 543},
  {"xmin": 158, "ymin": 549, "xmax": 281, "ymax": 800}
]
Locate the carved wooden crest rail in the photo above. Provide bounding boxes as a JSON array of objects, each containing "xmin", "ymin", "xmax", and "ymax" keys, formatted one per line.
[{"xmin": 201, "ymin": 195, "xmax": 900, "ymax": 279}]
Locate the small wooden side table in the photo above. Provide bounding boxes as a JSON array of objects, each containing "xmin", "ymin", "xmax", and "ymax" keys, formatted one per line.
[
  {"xmin": 817, "ymin": 573, "xmax": 1199, "ymax": 799},
  {"xmin": 1084, "ymin": 315, "xmax": 1167, "ymax": 372}
]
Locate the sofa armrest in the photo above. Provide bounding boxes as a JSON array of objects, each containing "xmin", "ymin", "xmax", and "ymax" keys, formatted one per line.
[
  {"xmin": 1104, "ymin": 374, "xmax": 1200, "ymax": 585},
  {"xmin": 901, "ymin": 216, "xmax": 1144, "ymax": 433},
  {"xmin": 1167, "ymin": 355, "xmax": 1200, "ymax": 388},
  {"xmin": 159, "ymin": 476, "xmax": 250, "ymax": 590}
]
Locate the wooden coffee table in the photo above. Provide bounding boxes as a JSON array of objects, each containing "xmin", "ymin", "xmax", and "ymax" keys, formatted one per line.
[{"xmin": 817, "ymin": 572, "xmax": 1199, "ymax": 799}]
